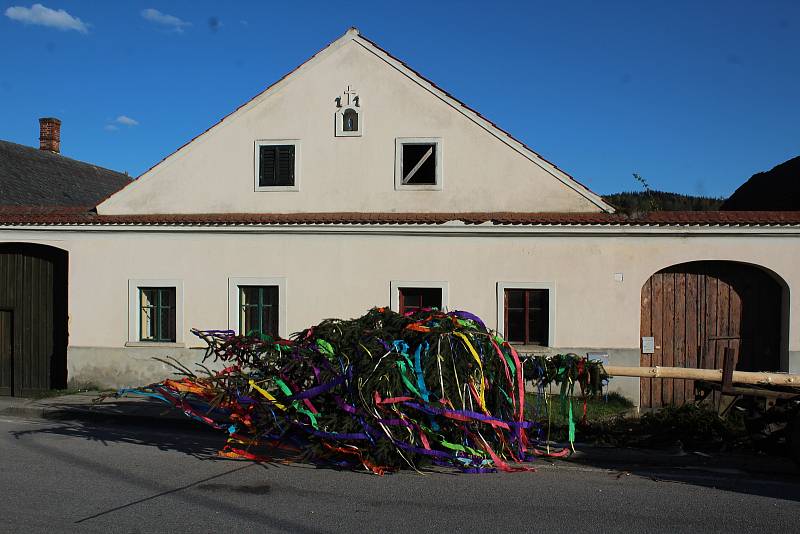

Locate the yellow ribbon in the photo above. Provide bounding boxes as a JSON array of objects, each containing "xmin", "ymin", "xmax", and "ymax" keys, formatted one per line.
[
  {"xmin": 248, "ymin": 379, "xmax": 287, "ymax": 411},
  {"xmin": 454, "ymin": 332, "xmax": 487, "ymax": 412}
]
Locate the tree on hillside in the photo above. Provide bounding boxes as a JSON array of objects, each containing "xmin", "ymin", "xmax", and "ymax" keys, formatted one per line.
[{"xmin": 603, "ymin": 174, "xmax": 724, "ymax": 215}]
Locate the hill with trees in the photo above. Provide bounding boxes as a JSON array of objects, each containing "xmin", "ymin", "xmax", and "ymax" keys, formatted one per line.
[{"xmin": 602, "ymin": 190, "xmax": 723, "ymax": 215}]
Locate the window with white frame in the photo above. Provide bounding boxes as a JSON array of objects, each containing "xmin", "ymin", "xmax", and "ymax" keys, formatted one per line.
[
  {"xmin": 228, "ymin": 277, "xmax": 286, "ymax": 338},
  {"xmin": 139, "ymin": 287, "xmax": 176, "ymax": 342},
  {"xmin": 390, "ymin": 281, "xmax": 448, "ymax": 314},
  {"xmin": 496, "ymin": 282, "xmax": 554, "ymax": 347},
  {"xmin": 254, "ymin": 140, "xmax": 300, "ymax": 191},
  {"xmin": 394, "ymin": 138, "xmax": 442, "ymax": 190},
  {"xmin": 128, "ymin": 279, "xmax": 184, "ymax": 345}
]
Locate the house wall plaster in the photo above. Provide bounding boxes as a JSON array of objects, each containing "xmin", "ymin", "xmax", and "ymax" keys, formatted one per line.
[{"xmin": 1, "ymin": 228, "xmax": 795, "ymax": 404}]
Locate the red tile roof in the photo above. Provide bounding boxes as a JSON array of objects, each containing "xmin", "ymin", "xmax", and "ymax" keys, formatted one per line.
[{"xmin": 1, "ymin": 209, "xmax": 799, "ymax": 227}]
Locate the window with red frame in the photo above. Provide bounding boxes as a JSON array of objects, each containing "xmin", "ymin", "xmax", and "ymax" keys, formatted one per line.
[
  {"xmin": 504, "ymin": 288, "xmax": 549, "ymax": 345},
  {"xmin": 398, "ymin": 287, "xmax": 442, "ymax": 314}
]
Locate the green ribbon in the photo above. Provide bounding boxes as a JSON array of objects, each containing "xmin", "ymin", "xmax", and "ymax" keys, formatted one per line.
[{"xmin": 316, "ymin": 339, "xmax": 335, "ymax": 357}]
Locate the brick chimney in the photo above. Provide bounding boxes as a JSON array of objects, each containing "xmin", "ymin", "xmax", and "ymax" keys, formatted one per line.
[{"xmin": 38, "ymin": 117, "xmax": 61, "ymax": 153}]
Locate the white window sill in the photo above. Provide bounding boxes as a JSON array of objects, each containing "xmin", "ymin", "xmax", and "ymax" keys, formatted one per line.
[
  {"xmin": 395, "ymin": 184, "xmax": 442, "ymax": 191},
  {"xmin": 254, "ymin": 185, "xmax": 300, "ymax": 192},
  {"xmin": 125, "ymin": 341, "xmax": 186, "ymax": 348},
  {"xmin": 508, "ymin": 344, "xmax": 552, "ymax": 355}
]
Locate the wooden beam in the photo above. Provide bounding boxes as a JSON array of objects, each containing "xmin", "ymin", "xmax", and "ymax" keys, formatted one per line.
[{"xmin": 605, "ymin": 365, "xmax": 800, "ymax": 387}]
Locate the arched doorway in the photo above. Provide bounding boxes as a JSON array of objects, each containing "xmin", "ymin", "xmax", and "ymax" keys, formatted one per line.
[
  {"xmin": 639, "ymin": 261, "xmax": 786, "ymax": 409},
  {"xmin": 0, "ymin": 243, "xmax": 68, "ymax": 396}
]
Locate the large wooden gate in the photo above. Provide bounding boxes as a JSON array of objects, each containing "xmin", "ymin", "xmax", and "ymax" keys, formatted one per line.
[
  {"xmin": 0, "ymin": 310, "xmax": 12, "ymax": 396},
  {"xmin": 0, "ymin": 244, "xmax": 68, "ymax": 396},
  {"xmin": 640, "ymin": 261, "xmax": 782, "ymax": 408}
]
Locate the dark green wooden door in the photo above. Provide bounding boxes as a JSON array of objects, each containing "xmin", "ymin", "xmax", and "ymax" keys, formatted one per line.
[
  {"xmin": 0, "ymin": 244, "xmax": 68, "ymax": 396},
  {"xmin": 0, "ymin": 310, "xmax": 11, "ymax": 396}
]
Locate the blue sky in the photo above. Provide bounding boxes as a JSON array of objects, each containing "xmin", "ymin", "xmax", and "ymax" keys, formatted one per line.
[{"xmin": 1, "ymin": 1, "xmax": 798, "ymax": 197}]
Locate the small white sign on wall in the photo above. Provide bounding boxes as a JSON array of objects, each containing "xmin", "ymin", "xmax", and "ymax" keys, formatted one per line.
[{"xmin": 642, "ymin": 336, "xmax": 655, "ymax": 354}]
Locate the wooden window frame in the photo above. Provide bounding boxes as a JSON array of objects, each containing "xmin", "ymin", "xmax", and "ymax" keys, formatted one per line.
[
  {"xmin": 238, "ymin": 285, "xmax": 280, "ymax": 338},
  {"xmin": 139, "ymin": 287, "xmax": 176, "ymax": 342},
  {"xmin": 390, "ymin": 280, "xmax": 448, "ymax": 313},
  {"xmin": 496, "ymin": 282, "xmax": 555, "ymax": 347},
  {"xmin": 127, "ymin": 279, "xmax": 184, "ymax": 347},
  {"xmin": 254, "ymin": 140, "xmax": 301, "ymax": 192},
  {"xmin": 394, "ymin": 137, "xmax": 443, "ymax": 191},
  {"xmin": 228, "ymin": 277, "xmax": 287, "ymax": 337},
  {"xmin": 398, "ymin": 288, "xmax": 443, "ymax": 314}
]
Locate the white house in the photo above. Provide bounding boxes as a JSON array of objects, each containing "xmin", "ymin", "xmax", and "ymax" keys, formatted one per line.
[{"xmin": 1, "ymin": 28, "xmax": 798, "ymax": 408}]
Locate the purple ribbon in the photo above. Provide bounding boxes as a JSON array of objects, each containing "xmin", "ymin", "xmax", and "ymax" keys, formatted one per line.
[{"xmin": 450, "ymin": 310, "xmax": 486, "ymax": 330}]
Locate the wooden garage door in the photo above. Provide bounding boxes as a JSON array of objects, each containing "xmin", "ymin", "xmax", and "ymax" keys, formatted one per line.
[
  {"xmin": 0, "ymin": 311, "xmax": 11, "ymax": 396},
  {"xmin": 640, "ymin": 261, "xmax": 782, "ymax": 409},
  {"xmin": 0, "ymin": 244, "xmax": 68, "ymax": 396}
]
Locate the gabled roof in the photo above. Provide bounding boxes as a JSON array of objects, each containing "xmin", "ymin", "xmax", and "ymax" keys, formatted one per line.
[
  {"xmin": 352, "ymin": 30, "xmax": 613, "ymax": 212},
  {"xmin": 0, "ymin": 140, "xmax": 130, "ymax": 208},
  {"xmin": 99, "ymin": 28, "xmax": 614, "ymax": 213}
]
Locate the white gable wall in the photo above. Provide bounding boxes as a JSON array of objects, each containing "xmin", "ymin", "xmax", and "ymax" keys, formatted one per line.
[{"xmin": 99, "ymin": 35, "xmax": 605, "ymax": 215}]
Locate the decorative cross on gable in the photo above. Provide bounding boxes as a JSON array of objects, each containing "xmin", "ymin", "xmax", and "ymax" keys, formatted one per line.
[
  {"xmin": 343, "ymin": 85, "xmax": 358, "ymax": 106},
  {"xmin": 334, "ymin": 84, "xmax": 363, "ymax": 137}
]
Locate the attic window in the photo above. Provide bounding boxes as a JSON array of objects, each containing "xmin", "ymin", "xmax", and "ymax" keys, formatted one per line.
[
  {"xmin": 255, "ymin": 140, "xmax": 300, "ymax": 191},
  {"xmin": 395, "ymin": 138, "xmax": 442, "ymax": 191}
]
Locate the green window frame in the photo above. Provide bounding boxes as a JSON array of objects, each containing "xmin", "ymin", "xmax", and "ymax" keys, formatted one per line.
[
  {"xmin": 139, "ymin": 287, "xmax": 176, "ymax": 342},
  {"xmin": 239, "ymin": 285, "xmax": 279, "ymax": 338}
]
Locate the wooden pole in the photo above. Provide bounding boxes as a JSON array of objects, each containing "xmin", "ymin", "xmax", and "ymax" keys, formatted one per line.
[{"xmin": 604, "ymin": 365, "xmax": 800, "ymax": 387}]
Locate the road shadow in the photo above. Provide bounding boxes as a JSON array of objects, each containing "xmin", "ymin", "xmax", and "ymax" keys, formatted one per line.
[
  {"xmin": 561, "ymin": 445, "xmax": 800, "ymax": 502},
  {"xmin": 8, "ymin": 414, "xmax": 465, "ymax": 478},
  {"xmin": 11, "ymin": 418, "xmax": 228, "ymax": 460},
  {"xmin": 20, "ymin": 412, "xmax": 796, "ymax": 499}
]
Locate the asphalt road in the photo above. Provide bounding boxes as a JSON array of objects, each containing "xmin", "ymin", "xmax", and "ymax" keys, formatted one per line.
[{"xmin": 1, "ymin": 416, "xmax": 799, "ymax": 533}]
